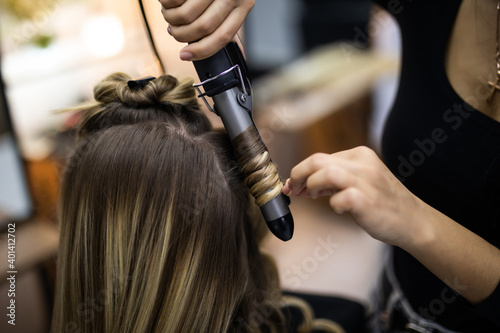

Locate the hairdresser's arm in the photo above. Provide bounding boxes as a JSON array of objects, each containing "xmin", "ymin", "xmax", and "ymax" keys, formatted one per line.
[
  {"xmin": 159, "ymin": 0, "xmax": 254, "ymax": 61},
  {"xmin": 282, "ymin": 146, "xmax": 500, "ymax": 305}
]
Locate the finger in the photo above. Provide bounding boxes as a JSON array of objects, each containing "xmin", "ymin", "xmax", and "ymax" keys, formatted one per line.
[
  {"xmin": 317, "ymin": 189, "xmax": 337, "ymax": 197},
  {"xmin": 282, "ymin": 179, "xmax": 291, "ymax": 195},
  {"xmin": 293, "ymin": 186, "xmax": 310, "ymax": 197},
  {"xmin": 159, "ymin": 0, "xmax": 187, "ymax": 10},
  {"xmin": 329, "ymin": 187, "xmax": 366, "ymax": 215},
  {"xmin": 162, "ymin": 0, "xmax": 214, "ymax": 26},
  {"xmin": 169, "ymin": 1, "xmax": 232, "ymax": 43},
  {"xmin": 306, "ymin": 165, "xmax": 359, "ymax": 199},
  {"xmin": 288, "ymin": 153, "xmax": 331, "ymax": 195},
  {"xmin": 179, "ymin": 6, "xmax": 250, "ymax": 60},
  {"xmin": 333, "ymin": 145, "xmax": 378, "ymax": 163},
  {"xmin": 283, "ymin": 179, "xmax": 311, "ymax": 197},
  {"xmin": 288, "ymin": 152, "xmax": 365, "ymax": 196}
]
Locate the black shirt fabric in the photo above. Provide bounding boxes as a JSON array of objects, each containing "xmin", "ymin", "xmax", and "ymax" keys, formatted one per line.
[
  {"xmin": 283, "ymin": 292, "xmax": 366, "ymax": 333},
  {"xmin": 375, "ymin": 0, "xmax": 500, "ymax": 331}
]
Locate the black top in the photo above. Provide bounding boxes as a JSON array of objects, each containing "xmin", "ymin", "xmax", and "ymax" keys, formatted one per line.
[
  {"xmin": 375, "ymin": 0, "xmax": 500, "ymax": 331},
  {"xmin": 283, "ymin": 292, "xmax": 366, "ymax": 333}
]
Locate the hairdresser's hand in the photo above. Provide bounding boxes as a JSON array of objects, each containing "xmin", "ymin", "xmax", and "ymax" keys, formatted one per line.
[
  {"xmin": 159, "ymin": 0, "xmax": 254, "ymax": 61},
  {"xmin": 282, "ymin": 146, "xmax": 430, "ymax": 247},
  {"xmin": 284, "ymin": 147, "xmax": 500, "ymax": 306}
]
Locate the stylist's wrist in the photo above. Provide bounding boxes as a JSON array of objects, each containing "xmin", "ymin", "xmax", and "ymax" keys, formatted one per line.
[{"xmin": 396, "ymin": 197, "xmax": 438, "ymax": 254}]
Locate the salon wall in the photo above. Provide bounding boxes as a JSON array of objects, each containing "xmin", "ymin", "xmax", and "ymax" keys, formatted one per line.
[{"xmin": 1, "ymin": 0, "xmax": 201, "ymax": 160}]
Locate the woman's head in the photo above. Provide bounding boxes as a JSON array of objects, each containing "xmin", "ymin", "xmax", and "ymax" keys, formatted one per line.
[
  {"xmin": 52, "ymin": 73, "xmax": 283, "ymax": 332},
  {"xmin": 52, "ymin": 72, "xmax": 341, "ymax": 333}
]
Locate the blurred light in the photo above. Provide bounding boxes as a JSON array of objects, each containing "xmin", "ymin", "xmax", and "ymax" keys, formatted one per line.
[{"xmin": 81, "ymin": 15, "xmax": 125, "ymax": 58}]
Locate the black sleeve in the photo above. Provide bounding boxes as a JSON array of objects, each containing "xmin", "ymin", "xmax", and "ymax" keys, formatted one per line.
[
  {"xmin": 371, "ymin": 0, "xmax": 412, "ymax": 16},
  {"xmin": 461, "ymin": 280, "xmax": 500, "ymax": 326},
  {"xmin": 283, "ymin": 291, "xmax": 366, "ymax": 333},
  {"xmin": 372, "ymin": 0, "xmax": 389, "ymax": 9}
]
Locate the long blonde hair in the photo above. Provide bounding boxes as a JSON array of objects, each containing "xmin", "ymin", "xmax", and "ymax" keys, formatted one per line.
[{"xmin": 51, "ymin": 73, "xmax": 343, "ymax": 333}]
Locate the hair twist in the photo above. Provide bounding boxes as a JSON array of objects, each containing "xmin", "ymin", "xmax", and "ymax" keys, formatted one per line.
[
  {"xmin": 93, "ymin": 72, "xmax": 197, "ymax": 108},
  {"xmin": 59, "ymin": 72, "xmax": 209, "ymax": 140},
  {"xmin": 233, "ymin": 126, "xmax": 283, "ymax": 207}
]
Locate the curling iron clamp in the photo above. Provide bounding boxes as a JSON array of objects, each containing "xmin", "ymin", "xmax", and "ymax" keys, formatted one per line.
[{"xmin": 192, "ymin": 42, "xmax": 294, "ymax": 241}]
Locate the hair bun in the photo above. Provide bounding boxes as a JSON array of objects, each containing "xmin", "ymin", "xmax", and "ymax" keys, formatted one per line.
[
  {"xmin": 66, "ymin": 72, "xmax": 208, "ymax": 140},
  {"xmin": 92, "ymin": 72, "xmax": 197, "ymax": 107}
]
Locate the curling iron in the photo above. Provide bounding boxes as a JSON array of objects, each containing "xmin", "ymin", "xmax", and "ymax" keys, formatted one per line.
[
  {"xmin": 136, "ymin": 0, "xmax": 293, "ymax": 240},
  {"xmin": 192, "ymin": 42, "xmax": 294, "ymax": 241}
]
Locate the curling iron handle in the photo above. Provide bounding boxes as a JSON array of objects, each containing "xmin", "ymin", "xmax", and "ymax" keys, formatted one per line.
[{"xmin": 192, "ymin": 45, "xmax": 239, "ymax": 96}]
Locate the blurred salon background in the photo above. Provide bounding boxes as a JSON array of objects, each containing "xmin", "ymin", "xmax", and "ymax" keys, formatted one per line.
[{"xmin": 0, "ymin": 0, "xmax": 400, "ymax": 331}]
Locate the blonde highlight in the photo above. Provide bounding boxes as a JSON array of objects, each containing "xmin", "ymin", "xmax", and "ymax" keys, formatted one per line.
[{"xmin": 233, "ymin": 127, "xmax": 284, "ymax": 207}]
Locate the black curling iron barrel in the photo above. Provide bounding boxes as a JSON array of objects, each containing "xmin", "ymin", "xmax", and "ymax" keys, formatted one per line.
[{"xmin": 192, "ymin": 42, "xmax": 294, "ymax": 241}]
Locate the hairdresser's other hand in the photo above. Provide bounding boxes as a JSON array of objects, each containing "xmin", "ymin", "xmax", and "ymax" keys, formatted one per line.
[
  {"xmin": 282, "ymin": 146, "xmax": 430, "ymax": 247},
  {"xmin": 159, "ymin": 0, "xmax": 254, "ymax": 61}
]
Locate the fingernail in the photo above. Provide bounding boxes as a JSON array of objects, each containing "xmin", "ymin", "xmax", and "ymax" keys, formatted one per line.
[
  {"xmin": 167, "ymin": 25, "xmax": 172, "ymax": 35},
  {"xmin": 282, "ymin": 183, "xmax": 290, "ymax": 195},
  {"xmin": 179, "ymin": 51, "xmax": 193, "ymax": 61},
  {"xmin": 283, "ymin": 179, "xmax": 292, "ymax": 194}
]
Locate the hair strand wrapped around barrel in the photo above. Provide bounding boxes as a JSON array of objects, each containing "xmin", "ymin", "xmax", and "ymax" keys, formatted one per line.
[{"xmin": 233, "ymin": 126, "xmax": 283, "ymax": 207}]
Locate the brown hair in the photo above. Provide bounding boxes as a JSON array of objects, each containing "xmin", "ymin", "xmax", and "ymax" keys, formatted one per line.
[
  {"xmin": 233, "ymin": 127, "xmax": 283, "ymax": 207},
  {"xmin": 51, "ymin": 73, "xmax": 343, "ymax": 333}
]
